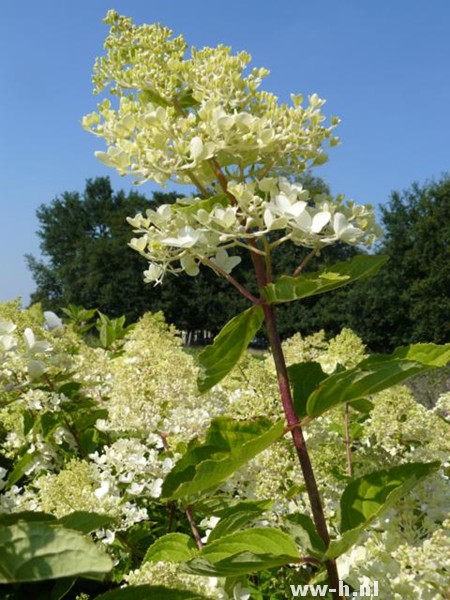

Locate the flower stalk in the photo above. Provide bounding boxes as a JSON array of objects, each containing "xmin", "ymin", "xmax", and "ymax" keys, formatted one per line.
[{"xmin": 254, "ymin": 266, "xmax": 343, "ymax": 598}]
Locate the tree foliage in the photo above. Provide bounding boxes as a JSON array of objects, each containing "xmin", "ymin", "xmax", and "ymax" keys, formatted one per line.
[
  {"xmin": 27, "ymin": 178, "xmax": 165, "ymax": 322},
  {"xmin": 346, "ymin": 175, "xmax": 450, "ymax": 350}
]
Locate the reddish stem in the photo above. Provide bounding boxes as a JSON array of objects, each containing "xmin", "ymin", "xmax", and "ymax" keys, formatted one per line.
[{"xmin": 250, "ymin": 251, "xmax": 343, "ymax": 599}]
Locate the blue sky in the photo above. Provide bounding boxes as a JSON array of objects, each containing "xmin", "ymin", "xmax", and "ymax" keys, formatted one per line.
[{"xmin": 1, "ymin": 1, "xmax": 449, "ymax": 303}]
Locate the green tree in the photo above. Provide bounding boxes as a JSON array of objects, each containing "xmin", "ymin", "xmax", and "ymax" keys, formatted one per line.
[
  {"xmin": 27, "ymin": 177, "xmax": 168, "ymax": 322},
  {"xmin": 27, "ymin": 178, "xmax": 252, "ymax": 332},
  {"xmin": 347, "ymin": 175, "xmax": 450, "ymax": 350}
]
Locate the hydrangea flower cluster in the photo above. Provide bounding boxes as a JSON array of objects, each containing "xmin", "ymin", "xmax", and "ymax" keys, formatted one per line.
[
  {"xmin": 83, "ymin": 11, "xmax": 380, "ymax": 284},
  {"xmin": 128, "ymin": 178, "xmax": 378, "ymax": 283},
  {"xmin": 83, "ymin": 11, "xmax": 338, "ymax": 187},
  {"xmin": 0, "ymin": 304, "xmax": 449, "ymax": 596}
]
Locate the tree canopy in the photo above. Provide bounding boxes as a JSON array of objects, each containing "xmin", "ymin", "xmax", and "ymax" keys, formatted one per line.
[{"xmin": 346, "ymin": 175, "xmax": 450, "ymax": 350}]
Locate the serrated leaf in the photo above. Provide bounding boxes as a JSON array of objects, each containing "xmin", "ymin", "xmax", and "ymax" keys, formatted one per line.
[
  {"xmin": 288, "ymin": 362, "xmax": 327, "ymax": 419},
  {"xmin": 162, "ymin": 417, "xmax": 283, "ymax": 500},
  {"xmin": 58, "ymin": 512, "xmax": 115, "ymax": 534},
  {"xmin": 94, "ymin": 585, "xmax": 210, "ymax": 600},
  {"xmin": 144, "ymin": 533, "xmax": 198, "ymax": 564},
  {"xmin": 0, "ymin": 522, "xmax": 113, "ymax": 583},
  {"xmin": 208, "ymin": 500, "xmax": 273, "ymax": 542},
  {"xmin": 307, "ymin": 343, "xmax": 450, "ymax": 417},
  {"xmin": 198, "ymin": 306, "xmax": 264, "ymax": 392},
  {"xmin": 262, "ymin": 255, "xmax": 388, "ymax": 304},
  {"xmin": 326, "ymin": 461, "xmax": 440, "ymax": 559},
  {"xmin": 184, "ymin": 528, "xmax": 300, "ymax": 576}
]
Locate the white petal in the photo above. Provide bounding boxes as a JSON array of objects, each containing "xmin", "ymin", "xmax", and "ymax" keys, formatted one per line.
[
  {"xmin": 94, "ymin": 480, "xmax": 110, "ymax": 500},
  {"xmin": 263, "ymin": 207, "xmax": 275, "ymax": 229},
  {"xmin": 311, "ymin": 211, "xmax": 331, "ymax": 233},
  {"xmin": 44, "ymin": 311, "xmax": 63, "ymax": 330},
  {"xmin": 189, "ymin": 136, "xmax": 204, "ymax": 161},
  {"xmin": 294, "ymin": 210, "xmax": 312, "ymax": 232},
  {"xmin": 27, "ymin": 359, "xmax": 46, "ymax": 380},
  {"xmin": 180, "ymin": 255, "xmax": 200, "ymax": 277},
  {"xmin": 333, "ymin": 213, "xmax": 348, "ymax": 236},
  {"xmin": 23, "ymin": 328, "xmax": 35, "ymax": 352}
]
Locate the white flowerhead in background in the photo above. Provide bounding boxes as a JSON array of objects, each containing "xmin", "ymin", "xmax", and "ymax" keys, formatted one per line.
[
  {"xmin": 23, "ymin": 328, "xmax": 52, "ymax": 356},
  {"xmin": 0, "ymin": 321, "xmax": 17, "ymax": 353},
  {"xmin": 43, "ymin": 311, "xmax": 63, "ymax": 330},
  {"xmin": 0, "ymin": 321, "xmax": 16, "ymax": 335}
]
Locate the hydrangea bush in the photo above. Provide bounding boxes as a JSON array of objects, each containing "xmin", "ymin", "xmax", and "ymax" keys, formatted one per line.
[
  {"xmin": 1, "ymin": 306, "xmax": 449, "ymax": 598},
  {"xmin": 1, "ymin": 10, "xmax": 450, "ymax": 600}
]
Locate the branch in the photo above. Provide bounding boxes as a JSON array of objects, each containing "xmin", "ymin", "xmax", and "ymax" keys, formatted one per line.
[
  {"xmin": 201, "ymin": 256, "xmax": 261, "ymax": 304},
  {"xmin": 293, "ymin": 249, "xmax": 317, "ymax": 277},
  {"xmin": 208, "ymin": 157, "xmax": 236, "ymax": 204},
  {"xmin": 344, "ymin": 403, "xmax": 352, "ymax": 477},
  {"xmin": 186, "ymin": 171, "xmax": 210, "ymax": 198},
  {"xmin": 185, "ymin": 505, "xmax": 204, "ymax": 550}
]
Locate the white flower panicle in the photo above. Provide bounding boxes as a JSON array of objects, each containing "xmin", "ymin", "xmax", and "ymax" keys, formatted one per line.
[
  {"xmin": 128, "ymin": 178, "xmax": 379, "ymax": 283},
  {"xmin": 83, "ymin": 12, "xmax": 337, "ymax": 187},
  {"xmin": 83, "ymin": 11, "xmax": 380, "ymax": 285}
]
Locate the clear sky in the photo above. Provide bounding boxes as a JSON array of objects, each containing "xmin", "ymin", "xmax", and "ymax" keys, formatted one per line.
[{"xmin": 1, "ymin": 1, "xmax": 449, "ymax": 303}]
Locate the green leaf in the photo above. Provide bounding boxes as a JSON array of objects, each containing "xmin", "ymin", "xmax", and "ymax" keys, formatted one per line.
[
  {"xmin": 50, "ymin": 577, "xmax": 77, "ymax": 600},
  {"xmin": 58, "ymin": 512, "xmax": 115, "ymax": 534},
  {"xmin": 349, "ymin": 398, "xmax": 374, "ymax": 414},
  {"xmin": 57, "ymin": 381, "xmax": 82, "ymax": 397},
  {"xmin": 262, "ymin": 255, "xmax": 388, "ymax": 304},
  {"xmin": 94, "ymin": 585, "xmax": 210, "ymax": 600},
  {"xmin": 41, "ymin": 412, "xmax": 62, "ymax": 438},
  {"xmin": 283, "ymin": 513, "xmax": 326, "ymax": 557},
  {"xmin": 307, "ymin": 343, "xmax": 450, "ymax": 417},
  {"xmin": 162, "ymin": 417, "xmax": 283, "ymax": 500},
  {"xmin": 0, "ymin": 512, "xmax": 56, "ymax": 526},
  {"xmin": 288, "ymin": 362, "xmax": 327, "ymax": 419},
  {"xmin": 208, "ymin": 500, "xmax": 273, "ymax": 542},
  {"xmin": 326, "ymin": 461, "xmax": 440, "ymax": 559},
  {"xmin": 74, "ymin": 408, "xmax": 109, "ymax": 431},
  {"xmin": 197, "ymin": 306, "xmax": 264, "ymax": 392},
  {"xmin": 23, "ymin": 409, "xmax": 35, "ymax": 435},
  {"xmin": 178, "ymin": 89, "xmax": 200, "ymax": 110},
  {"xmin": 0, "ymin": 521, "xmax": 113, "ymax": 583},
  {"xmin": 138, "ymin": 89, "xmax": 170, "ymax": 107},
  {"xmin": 79, "ymin": 427, "xmax": 107, "ymax": 455},
  {"xmin": 173, "ymin": 193, "xmax": 228, "ymax": 217},
  {"xmin": 6, "ymin": 452, "xmax": 37, "ymax": 488},
  {"xmin": 184, "ymin": 528, "xmax": 300, "ymax": 577},
  {"xmin": 144, "ymin": 533, "xmax": 198, "ymax": 564}
]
